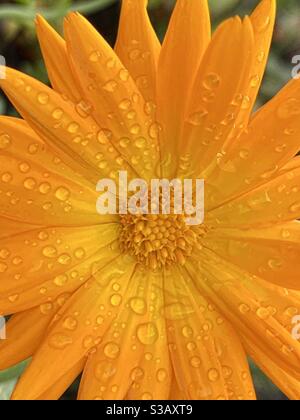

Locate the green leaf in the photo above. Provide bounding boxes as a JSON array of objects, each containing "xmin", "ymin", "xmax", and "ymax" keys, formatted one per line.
[{"xmin": 0, "ymin": 360, "xmax": 29, "ymax": 401}]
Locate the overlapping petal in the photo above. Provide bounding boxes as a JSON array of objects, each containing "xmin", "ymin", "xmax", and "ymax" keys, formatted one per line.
[
  {"xmin": 11, "ymin": 254, "xmax": 136, "ymax": 400},
  {"xmin": 157, "ymin": 0, "xmax": 211, "ymax": 177},
  {"xmin": 115, "ymin": 0, "xmax": 160, "ymax": 103}
]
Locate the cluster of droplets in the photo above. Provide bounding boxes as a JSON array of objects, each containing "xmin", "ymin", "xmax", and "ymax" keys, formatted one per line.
[{"xmin": 119, "ymin": 213, "xmax": 206, "ymax": 270}]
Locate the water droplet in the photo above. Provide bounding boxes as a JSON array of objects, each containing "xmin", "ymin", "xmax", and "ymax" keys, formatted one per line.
[
  {"xmin": 63, "ymin": 316, "xmax": 78, "ymax": 331},
  {"xmin": 57, "ymin": 253, "xmax": 71, "ymax": 265},
  {"xmin": 134, "ymin": 137, "xmax": 147, "ymax": 149},
  {"xmin": 130, "ymin": 124, "xmax": 141, "ymax": 135},
  {"xmin": 0, "ymin": 248, "xmax": 10, "ymax": 259},
  {"xmin": 89, "ymin": 51, "xmax": 101, "ymax": 62},
  {"xmin": 67, "ymin": 122, "xmax": 80, "ymax": 134},
  {"xmin": 239, "ymin": 149, "xmax": 250, "ymax": 160},
  {"xmin": 74, "ymin": 248, "xmax": 85, "ymax": 260},
  {"xmin": 110, "ymin": 294, "xmax": 122, "ymax": 307},
  {"xmin": 37, "ymin": 92, "xmax": 49, "ymax": 105},
  {"xmin": 207, "ymin": 368, "xmax": 220, "ymax": 382},
  {"xmin": 118, "ymin": 99, "xmax": 131, "ymax": 111},
  {"xmin": 0, "ymin": 134, "xmax": 11, "ymax": 150},
  {"xmin": 137, "ymin": 322, "xmax": 158, "ymax": 345},
  {"xmin": 75, "ymin": 101, "xmax": 93, "ymax": 118},
  {"xmin": 54, "ymin": 274, "xmax": 68, "ymax": 286},
  {"xmin": 24, "ymin": 177, "xmax": 37, "ymax": 190},
  {"xmin": 39, "ymin": 182, "xmax": 51, "ymax": 194},
  {"xmin": 182, "ymin": 325, "xmax": 193, "ymax": 338},
  {"xmin": 256, "ymin": 307, "xmax": 270, "ymax": 320},
  {"xmin": 254, "ymin": 15, "xmax": 271, "ymax": 33},
  {"xmin": 40, "ymin": 302, "xmax": 53, "ymax": 315},
  {"xmin": 290, "ymin": 202, "xmax": 300, "ymax": 213},
  {"xmin": 1, "ymin": 172, "xmax": 12, "ymax": 183},
  {"xmin": 8, "ymin": 294, "xmax": 19, "ymax": 303},
  {"xmin": 268, "ymin": 258, "xmax": 283, "ymax": 270},
  {"xmin": 95, "ymin": 361, "xmax": 116, "ymax": 381},
  {"xmin": 55, "ymin": 186, "xmax": 70, "ymax": 202},
  {"xmin": 19, "ymin": 162, "xmax": 30, "ymax": 173},
  {"xmin": 131, "ymin": 367, "xmax": 144, "ymax": 381},
  {"xmin": 0, "ymin": 262, "xmax": 8, "ymax": 273},
  {"xmin": 257, "ymin": 51, "xmax": 265, "ymax": 63},
  {"xmin": 129, "ymin": 49, "xmax": 141, "ymax": 61},
  {"xmin": 148, "ymin": 123, "xmax": 161, "ymax": 139},
  {"xmin": 239, "ymin": 303, "xmax": 250, "ymax": 314},
  {"xmin": 102, "ymin": 80, "xmax": 118, "ymax": 93},
  {"xmin": 104, "ymin": 342, "xmax": 120, "ymax": 359},
  {"xmin": 119, "ymin": 69, "xmax": 129, "ymax": 82},
  {"xmin": 190, "ymin": 356, "xmax": 201, "ymax": 368},
  {"xmin": 156, "ymin": 368, "xmax": 167, "ymax": 382},
  {"xmin": 202, "ymin": 90, "xmax": 215, "ymax": 103},
  {"xmin": 129, "ymin": 297, "xmax": 147, "ymax": 315},
  {"xmin": 250, "ymin": 74, "xmax": 260, "ymax": 87},
  {"xmin": 187, "ymin": 110, "xmax": 208, "ymax": 126},
  {"xmin": 49, "ymin": 333, "xmax": 73, "ymax": 349},
  {"xmin": 203, "ymin": 73, "xmax": 220, "ymax": 90},
  {"xmin": 277, "ymin": 98, "xmax": 300, "ymax": 119},
  {"xmin": 42, "ymin": 246, "xmax": 57, "ymax": 258},
  {"xmin": 52, "ymin": 108, "xmax": 64, "ymax": 120},
  {"xmin": 141, "ymin": 392, "xmax": 153, "ymax": 400}
]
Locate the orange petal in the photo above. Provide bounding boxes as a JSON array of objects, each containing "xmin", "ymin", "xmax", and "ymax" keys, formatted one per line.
[
  {"xmin": 115, "ymin": 0, "xmax": 160, "ymax": 102},
  {"xmin": 126, "ymin": 271, "xmax": 171, "ymax": 400},
  {"xmin": 0, "ymin": 224, "xmax": 119, "ymax": 315},
  {"xmin": 0, "ymin": 117, "xmax": 116, "ymax": 226},
  {"xmin": 11, "ymin": 255, "xmax": 136, "ymax": 400},
  {"xmin": 177, "ymin": 16, "xmax": 254, "ymax": 178},
  {"xmin": 79, "ymin": 269, "xmax": 170, "ymax": 400},
  {"xmin": 64, "ymin": 13, "xmax": 158, "ymax": 180},
  {"xmin": 206, "ymin": 78, "xmax": 300, "ymax": 209},
  {"xmin": 35, "ymin": 358, "xmax": 85, "ymax": 400},
  {"xmin": 157, "ymin": 0, "xmax": 211, "ymax": 177},
  {"xmin": 0, "ymin": 68, "xmax": 135, "ymax": 184},
  {"xmin": 207, "ymin": 161, "xmax": 300, "ymax": 228},
  {"xmin": 0, "ymin": 304, "xmax": 59, "ymax": 370},
  {"xmin": 204, "ymin": 221, "xmax": 300, "ymax": 290},
  {"xmin": 163, "ymin": 265, "xmax": 255, "ymax": 400},
  {"xmin": 231, "ymin": 0, "xmax": 276, "ymax": 137},
  {"xmin": 36, "ymin": 15, "xmax": 81, "ymax": 102},
  {"xmin": 188, "ymin": 248, "xmax": 300, "ymax": 381},
  {"xmin": 244, "ymin": 335, "xmax": 300, "ymax": 400}
]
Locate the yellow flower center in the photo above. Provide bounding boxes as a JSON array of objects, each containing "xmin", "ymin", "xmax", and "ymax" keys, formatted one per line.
[{"xmin": 119, "ymin": 213, "xmax": 206, "ymax": 270}]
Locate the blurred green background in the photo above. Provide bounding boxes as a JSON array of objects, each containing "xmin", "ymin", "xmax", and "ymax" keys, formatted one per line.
[{"xmin": 0, "ymin": 0, "xmax": 299, "ymax": 400}]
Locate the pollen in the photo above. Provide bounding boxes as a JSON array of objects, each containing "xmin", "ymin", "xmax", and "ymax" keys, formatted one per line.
[{"xmin": 119, "ymin": 213, "xmax": 206, "ymax": 270}]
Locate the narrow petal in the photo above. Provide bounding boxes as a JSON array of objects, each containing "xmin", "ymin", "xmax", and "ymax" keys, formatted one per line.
[
  {"xmin": 126, "ymin": 271, "xmax": 171, "ymax": 400},
  {"xmin": 36, "ymin": 15, "xmax": 81, "ymax": 102},
  {"xmin": 244, "ymin": 336, "xmax": 300, "ymax": 400},
  {"xmin": 177, "ymin": 16, "xmax": 254, "ymax": 179},
  {"xmin": 0, "ymin": 224, "xmax": 119, "ymax": 315},
  {"xmin": 115, "ymin": 0, "xmax": 160, "ymax": 102},
  {"xmin": 157, "ymin": 0, "xmax": 211, "ymax": 177},
  {"xmin": 79, "ymin": 269, "xmax": 170, "ymax": 400},
  {"xmin": 204, "ymin": 221, "xmax": 300, "ymax": 290},
  {"xmin": 0, "ymin": 117, "xmax": 115, "ymax": 226},
  {"xmin": 11, "ymin": 255, "xmax": 136, "ymax": 400},
  {"xmin": 231, "ymin": 0, "xmax": 276, "ymax": 136},
  {"xmin": 206, "ymin": 78, "xmax": 300, "ymax": 209},
  {"xmin": 163, "ymin": 265, "xmax": 254, "ymax": 400},
  {"xmin": 207, "ymin": 161, "xmax": 300, "ymax": 228},
  {"xmin": 36, "ymin": 358, "xmax": 85, "ymax": 400},
  {"xmin": 64, "ymin": 13, "xmax": 159, "ymax": 180},
  {"xmin": 0, "ymin": 68, "xmax": 135, "ymax": 184},
  {"xmin": 0, "ymin": 304, "xmax": 59, "ymax": 370},
  {"xmin": 187, "ymin": 248, "xmax": 300, "ymax": 381}
]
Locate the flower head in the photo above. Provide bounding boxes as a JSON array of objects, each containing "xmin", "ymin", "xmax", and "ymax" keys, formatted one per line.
[{"xmin": 1, "ymin": 0, "xmax": 300, "ymax": 400}]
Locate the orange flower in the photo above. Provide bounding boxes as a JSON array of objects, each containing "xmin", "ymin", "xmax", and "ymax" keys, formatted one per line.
[{"xmin": 0, "ymin": 0, "xmax": 300, "ymax": 400}]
